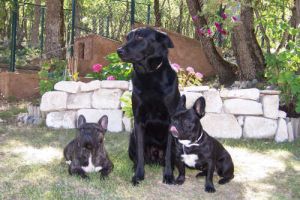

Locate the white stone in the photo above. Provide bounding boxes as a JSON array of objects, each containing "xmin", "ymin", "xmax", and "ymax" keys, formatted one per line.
[
  {"xmin": 67, "ymin": 92, "xmax": 92, "ymax": 109},
  {"xmin": 180, "ymin": 92, "xmax": 203, "ymax": 109},
  {"xmin": 101, "ymin": 80, "xmax": 129, "ymax": 90},
  {"xmin": 79, "ymin": 80, "xmax": 101, "ymax": 92},
  {"xmin": 54, "ymin": 81, "xmax": 80, "ymax": 93},
  {"xmin": 275, "ymin": 118, "xmax": 288, "ymax": 143},
  {"xmin": 201, "ymin": 113, "xmax": 242, "ymax": 139},
  {"xmin": 236, "ymin": 116, "xmax": 244, "ymax": 126},
  {"xmin": 46, "ymin": 111, "xmax": 77, "ymax": 129},
  {"xmin": 0, "ymin": 118, "xmax": 5, "ymax": 123},
  {"xmin": 278, "ymin": 111, "xmax": 287, "ymax": 118},
  {"xmin": 128, "ymin": 80, "xmax": 133, "ymax": 91},
  {"xmin": 291, "ymin": 118, "xmax": 300, "ymax": 139},
  {"xmin": 260, "ymin": 90, "xmax": 281, "ymax": 95},
  {"xmin": 220, "ymin": 88, "xmax": 260, "ymax": 100},
  {"xmin": 40, "ymin": 91, "xmax": 68, "ymax": 112},
  {"xmin": 262, "ymin": 95, "xmax": 279, "ymax": 119},
  {"xmin": 122, "ymin": 117, "xmax": 133, "ymax": 132},
  {"xmin": 223, "ymin": 99, "xmax": 263, "ymax": 115},
  {"xmin": 92, "ymin": 89, "xmax": 123, "ymax": 109},
  {"xmin": 243, "ymin": 117, "xmax": 277, "ymax": 139},
  {"xmin": 183, "ymin": 86, "xmax": 210, "ymax": 92},
  {"xmin": 77, "ymin": 109, "xmax": 123, "ymax": 132},
  {"xmin": 287, "ymin": 122, "xmax": 294, "ymax": 142},
  {"xmin": 203, "ymin": 91, "xmax": 222, "ymax": 113}
]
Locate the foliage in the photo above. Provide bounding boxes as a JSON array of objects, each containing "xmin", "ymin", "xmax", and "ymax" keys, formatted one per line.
[
  {"xmin": 86, "ymin": 53, "xmax": 133, "ymax": 81},
  {"xmin": 265, "ymin": 41, "xmax": 300, "ymax": 113},
  {"xmin": 38, "ymin": 59, "xmax": 67, "ymax": 95},
  {"xmin": 171, "ymin": 63, "xmax": 203, "ymax": 88},
  {"xmin": 120, "ymin": 91, "xmax": 133, "ymax": 119}
]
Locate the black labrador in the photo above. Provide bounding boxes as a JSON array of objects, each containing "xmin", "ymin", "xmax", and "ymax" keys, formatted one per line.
[{"xmin": 117, "ymin": 27, "xmax": 180, "ymax": 185}]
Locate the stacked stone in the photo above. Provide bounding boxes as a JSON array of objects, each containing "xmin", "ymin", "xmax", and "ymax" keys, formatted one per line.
[
  {"xmin": 40, "ymin": 80, "xmax": 132, "ymax": 132},
  {"xmin": 182, "ymin": 87, "xmax": 294, "ymax": 142}
]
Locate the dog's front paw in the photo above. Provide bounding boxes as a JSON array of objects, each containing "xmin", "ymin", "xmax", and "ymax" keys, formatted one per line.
[
  {"xmin": 163, "ymin": 174, "xmax": 175, "ymax": 184},
  {"xmin": 175, "ymin": 175, "xmax": 185, "ymax": 185},
  {"xmin": 131, "ymin": 174, "xmax": 144, "ymax": 186},
  {"xmin": 205, "ymin": 184, "xmax": 216, "ymax": 193}
]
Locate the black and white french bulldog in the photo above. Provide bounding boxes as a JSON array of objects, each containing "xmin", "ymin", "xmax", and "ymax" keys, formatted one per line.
[
  {"xmin": 170, "ymin": 95, "xmax": 234, "ymax": 193},
  {"xmin": 63, "ymin": 115, "xmax": 113, "ymax": 179}
]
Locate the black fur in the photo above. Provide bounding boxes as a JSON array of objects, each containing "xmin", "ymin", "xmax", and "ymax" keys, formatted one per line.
[
  {"xmin": 170, "ymin": 96, "xmax": 234, "ymax": 193},
  {"xmin": 63, "ymin": 115, "xmax": 113, "ymax": 179},
  {"xmin": 117, "ymin": 27, "xmax": 180, "ymax": 185}
]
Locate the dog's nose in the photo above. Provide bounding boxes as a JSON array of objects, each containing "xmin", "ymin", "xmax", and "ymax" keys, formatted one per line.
[{"xmin": 117, "ymin": 48, "xmax": 125, "ymax": 56}]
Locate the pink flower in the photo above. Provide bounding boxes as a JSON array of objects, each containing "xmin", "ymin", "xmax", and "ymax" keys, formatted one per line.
[
  {"xmin": 232, "ymin": 16, "xmax": 238, "ymax": 22},
  {"xmin": 92, "ymin": 64, "xmax": 102, "ymax": 73},
  {"xmin": 171, "ymin": 63, "xmax": 181, "ymax": 73},
  {"xmin": 220, "ymin": 29, "xmax": 227, "ymax": 35},
  {"xmin": 214, "ymin": 22, "xmax": 221, "ymax": 30},
  {"xmin": 107, "ymin": 75, "xmax": 115, "ymax": 80},
  {"xmin": 186, "ymin": 66, "xmax": 195, "ymax": 74},
  {"xmin": 195, "ymin": 72, "xmax": 203, "ymax": 79},
  {"xmin": 207, "ymin": 28, "xmax": 212, "ymax": 36},
  {"xmin": 221, "ymin": 13, "xmax": 227, "ymax": 20},
  {"xmin": 192, "ymin": 15, "xmax": 198, "ymax": 21},
  {"xmin": 197, "ymin": 28, "xmax": 205, "ymax": 36}
]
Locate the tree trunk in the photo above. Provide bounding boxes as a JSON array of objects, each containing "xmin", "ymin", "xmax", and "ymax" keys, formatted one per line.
[
  {"xmin": 231, "ymin": 0, "xmax": 265, "ymax": 80},
  {"xmin": 31, "ymin": 0, "xmax": 41, "ymax": 48},
  {"xmin": 176, "ymin": 0, "xmax": 184, "ymax": 34},
  {"xmin": 44, "ymin": 0, "xmax": 65, "ymax": 59},
  {"xmin": 186, "ymin": 0, "xmax": 236, "ymax": 85},
  {"xmin": 154, "ymin": 0, "xmax": 162, "ymax": 27},
  {"xmin": 75, "ymin": 0, "xmax": 81, "ymax": 37}
]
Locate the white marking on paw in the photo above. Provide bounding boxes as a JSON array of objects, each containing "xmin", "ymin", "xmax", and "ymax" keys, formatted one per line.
[
  {"xmin": 178, "ymin": 140, "xmax": 191, "ymax": 146},
  {"xmin": 81, "ymin": 154, "xmax": 102, "ymax": 173},
  {"xmin": 181, "ymin": 154, "xmax": 198, "ymax": 167},
  {"xmin": 65, "ymin": 160, "xmax": 71, "ymax": 165}
]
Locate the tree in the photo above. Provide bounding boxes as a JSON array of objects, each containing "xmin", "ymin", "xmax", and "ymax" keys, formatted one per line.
[
  {"xmin": 44, "ymin": 0, "xmax": 65, "ymax": 59},
  {"xmin": 231, "ymin": 0, "xmax": 265, "ymax": 80},
  {"xmin": 31, "ymin": 0, "xmax": 41, "ymax": 48},
  {"xmin": 185, "ymin": 0, "xmax": 236, "ymax": 85}
]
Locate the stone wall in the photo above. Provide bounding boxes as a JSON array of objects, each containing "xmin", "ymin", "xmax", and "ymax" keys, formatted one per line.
[{"xmin": 40, "ymin": 81, "xmax": 298, "ymax": 142}]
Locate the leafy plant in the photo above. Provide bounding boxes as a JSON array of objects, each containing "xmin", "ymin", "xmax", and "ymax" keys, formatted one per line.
[
  {"xmin": 171, "ymin": 63, "xmax": 203, "ymax": 88},
  {"xmin": 38, "ymin": 59, "xmax": 67, "ymax": 95},
  {"xmin": 120, "ymin": 91, "xmax": 133, "ymax": 119},
  {"xmin": 86, "ymin": 53, "xmax": 133, "ymax": 81}
]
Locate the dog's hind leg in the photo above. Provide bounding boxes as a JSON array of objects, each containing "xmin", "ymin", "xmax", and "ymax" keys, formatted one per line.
[{"xmin": 217, "ymin": 155, "xmax": 234, "ymax": 185}]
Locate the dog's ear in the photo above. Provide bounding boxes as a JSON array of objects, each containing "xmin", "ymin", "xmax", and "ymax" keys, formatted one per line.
[
  {"xmin": 77, "ymin": 115, "xmax": 86, "ymax": 128},
  {"xmin": 193, "ymin": 97, "xmax": 206, "ymax": 118},
  {"xmin": 126, "ymin": 29, "xmax": 136, "ymax": 41},
  {"xmin": 98, "ymin": 115, "xmax": 108, "ymax": 133},
  {"xmin": 156, "ymin": 31, "xmax": 174, "ymax": 48},
  {"xmin": 177, "ymin": 95, "xmax": 186, "ymax": 110}
]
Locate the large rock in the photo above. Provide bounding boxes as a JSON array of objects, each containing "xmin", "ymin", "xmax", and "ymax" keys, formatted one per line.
[
  {"xmin": 54, "ymin": 81, "xmax": 80, "ymax": 93},
  {"xmin": 203, "ymin": 91, "xmax": 222, "ymax": 113},
  {"xmin": 101, "ymin": 80, "xmax": 129, "ymax": 90},
  {"xmin": 79, "ymin": 80, "xmax": 101, "ymax": 92},
  {"xmin": 67, "ymin": 92, "xmax": 92, "ymax": 109},
  {"xmin": 77, "ymin": 109, "xmax": 123, "ymax": 132},
  {"xmin": 262, "ymin": 95, "xmax": 279, "ymax": 119},
  {"xmin": 223, "ymin": 99, "xmax": 263, "ymax": 115},
  {"xmin": 260, "ymin": 90, "xmax": 280, "ymax": 95},
  {"xmin": 201, "ymin": 113, "xmax": 242, "ymax": 139},
  {"xmin": 180, "ymin": 91, "xmax": 203, "ymax": 109},
  {"xmin": 291, "ymin": 118, "xmax": 300, "ymax": 139},
  {"xmin": 275, "ymin": 118, "xmax": 288, "ymax": 142},
  {"xmin": 287, "ymin": 122, "xmax": 294, "ymax": 142},
  {"xmin": 278, "ymin": 110, "xmax": 287, "ymax": 118},
  {"xmin": 220, "ymin": 88, "xmax": 260, "ymax": 100},
  {"xmin": 40, "ymin": 91, "xmax": 68, "ymax": 112},
  {"xmin": 46, "ymin": 111, "xmax": 77, "ymax": 129},
  {"xmin": 92, "ymin": 89, "xmax": 123, "ymax": 109},
  {"xmin": 243, "ymin": 117, "xmax": 277, "ymax": 139},
  {"xmin": 122, "ymin": 117, "xmax": 133, "ymax": 132},
  {"xmin": 183, "ymin": 86, "xmax": 210, "ymax": 92}
]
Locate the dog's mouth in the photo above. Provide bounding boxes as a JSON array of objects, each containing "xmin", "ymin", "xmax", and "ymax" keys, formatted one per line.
[{"xmin": 169, "ymin": 125, "xmax": 179, "ymax": 138}]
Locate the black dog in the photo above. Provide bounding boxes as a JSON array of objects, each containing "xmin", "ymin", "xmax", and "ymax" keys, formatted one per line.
[
  {"xmin": 117, "ymin": 27, "xmax": 180, "ymax": 185},
  {"xmin": 64, "ymin": 115, "xmax": 113, "ymax": 179},
  {"xmin": 170, "ymin": 95, "xmax": 234, "ymax": 193}
]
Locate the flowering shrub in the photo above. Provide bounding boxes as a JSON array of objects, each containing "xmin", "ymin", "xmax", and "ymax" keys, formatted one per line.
[
  {"xmin": 86, "ymin": 53, "xmax": 133, "ymax": 80},
  {"xmin": 171, "ymin": 63, "xmax": 203, "ymax": 88}
]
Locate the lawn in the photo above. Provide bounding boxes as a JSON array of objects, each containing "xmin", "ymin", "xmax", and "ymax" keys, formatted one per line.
[{"xmin": 0, "ymin": 125, "xmax": 299, "ymax": 200}]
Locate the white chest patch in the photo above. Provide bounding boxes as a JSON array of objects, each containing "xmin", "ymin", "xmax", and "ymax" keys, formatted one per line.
[
  {"xmin": 65, "ymin": 160, "xmax": 71, "ymax": 165},
  {"xmin": 181, "ymin": 154, "xmax": 198, "ymax": 167},
  {"xmin": 81, "ymin": 154, "xmax": 102, "ymax": 173}
]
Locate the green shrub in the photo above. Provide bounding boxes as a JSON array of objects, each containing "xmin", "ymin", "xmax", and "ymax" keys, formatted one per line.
[{"xmin": 120, "ymin": 91, "xmax": 133, "ymax": 119}]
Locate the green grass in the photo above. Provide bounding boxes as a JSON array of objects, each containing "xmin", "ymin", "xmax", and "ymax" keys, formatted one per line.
[{"xmin": 0, "ymin": 125, "xmax": 299, "ymax": 200}]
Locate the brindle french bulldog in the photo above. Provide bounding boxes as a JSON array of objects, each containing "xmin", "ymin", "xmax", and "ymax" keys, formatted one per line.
[{"xmin": 64, "ymin": 115, "xmax": 113, "ymax": 179}]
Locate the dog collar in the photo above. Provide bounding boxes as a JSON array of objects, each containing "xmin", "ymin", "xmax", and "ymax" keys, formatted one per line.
[
  {"xmin": 155, "ymin": 62, "xmax": 163, "ymax": 70},
  {"xmin": 181, "ymin": 130, "xmax": 204, "ymax": 153}
]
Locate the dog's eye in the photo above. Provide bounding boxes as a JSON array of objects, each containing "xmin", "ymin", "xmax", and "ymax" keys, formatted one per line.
[{"xmin": 135, "ymin": 36, "xmax": 143, "ymax": 41}]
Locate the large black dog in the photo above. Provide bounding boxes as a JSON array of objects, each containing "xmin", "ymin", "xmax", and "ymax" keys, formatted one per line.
[
  {"xmin": 117, "ymin": 27, "xmax": 180, "ymax": 185},
  {"xmin": 170, "ymin": 95, "xmax": 234, "ymax": 193}
]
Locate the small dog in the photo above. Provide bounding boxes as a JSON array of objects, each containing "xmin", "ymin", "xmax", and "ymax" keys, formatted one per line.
[
  {"xmin": 64, "ymin": 115, "xmax": 113, "ymax": 179},
  {"xmin": 117, "ymin": 27, "xmax": 180, "ymax": 185},
  {"xmin": 170, "ymin": 95, "xmax": 234, "ymax": 193}
]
